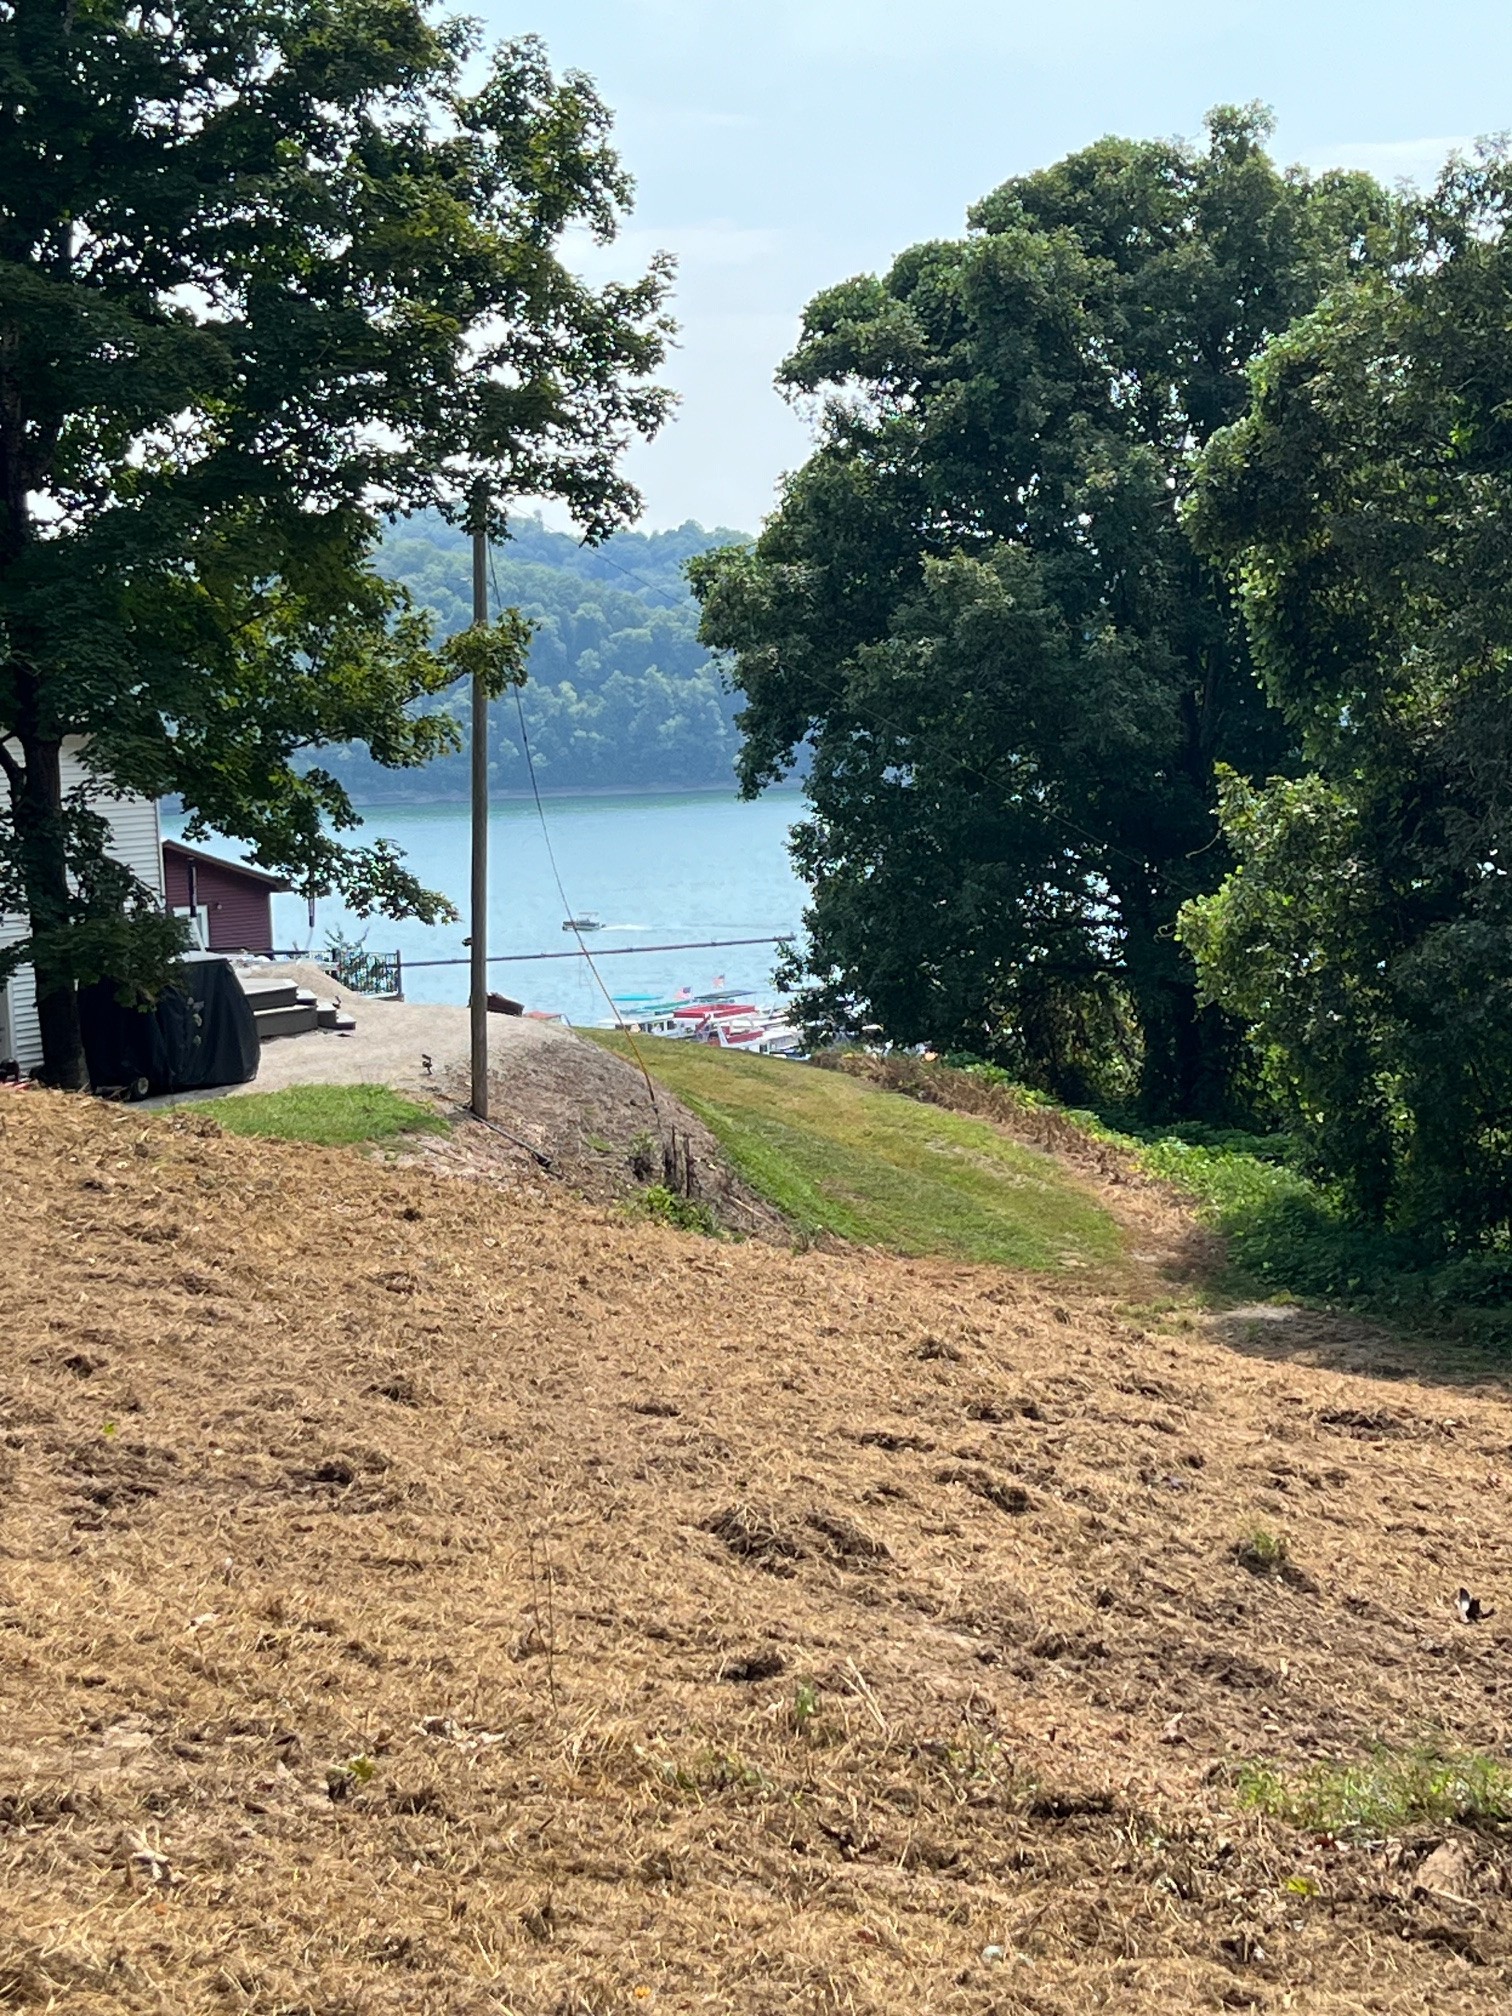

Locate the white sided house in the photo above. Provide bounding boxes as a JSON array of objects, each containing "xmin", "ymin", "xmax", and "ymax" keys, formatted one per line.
[{"xmin": 0, "ymin": 739, "xmax": 164, "ymax": 1077}]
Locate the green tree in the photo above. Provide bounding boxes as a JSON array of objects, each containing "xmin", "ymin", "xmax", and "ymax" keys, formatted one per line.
[
  {"xmin": 1183, "ymin": 149, "xmax": 1512, "ymax": 1246},
  {"xmin": 693, "ymin": 107, "xmax": 1392, "ymax": 1117},
  {"xmin": 0, "ymin": 1, "xmax": 671, "ymax": 1085}
]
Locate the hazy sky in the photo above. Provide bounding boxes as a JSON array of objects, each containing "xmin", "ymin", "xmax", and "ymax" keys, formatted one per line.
[{"xmin": 481, "ymin": 0, "xmax": 1511, "ymax": 536}]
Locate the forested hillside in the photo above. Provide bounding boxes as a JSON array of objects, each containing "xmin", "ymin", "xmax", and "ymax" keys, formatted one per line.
[{"xmin": 315, "ymin": 515, "xmax": 750, "ymax": 801}]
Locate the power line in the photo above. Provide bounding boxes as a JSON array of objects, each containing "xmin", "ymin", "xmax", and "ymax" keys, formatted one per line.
[
  {"xmin": 399, "ymin": 934, "xmax": 794, "ymax": 971},
  {"xmin": 579, "ymin": 545, "xmax": 691, "ymax": 608},
  {"xmin": 488, "ymin": 541, "xmax": 669, "ymax": 1114}
]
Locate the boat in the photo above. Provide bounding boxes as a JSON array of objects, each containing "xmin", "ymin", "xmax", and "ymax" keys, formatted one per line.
[
  {"xmin": 670, "ymin": 1003, "xmax": 805, "ymax": 1058},
  {"xmin": 598, "ymin": 990, "xmax": 803, "ymax": 1057},
  {"xmin": 671, "ymin": 1000, "xmax": 757, "ymax": 1027},
  {"xmin": 561, "ymin": 913, "xmax": 602, "ymax": 932},
  {"xmin": 618, "ymin": 1000, "xmax": 685, "ymax": 1035},
  {"xmin": 700, "ymin": 1017, "xmax": 804, "ymax": 1057}
]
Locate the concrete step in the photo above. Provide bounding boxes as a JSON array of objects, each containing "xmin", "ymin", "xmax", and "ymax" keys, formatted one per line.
[
  {"xmin": 241, "ymin": 980, "xmax": 301, "ymax": 1013},
  {"xmin": 253, "ymin": 992, "xmax": 319, "ymax": 1041},
  {"xmin": 316, "ymin": 1001, "xmax": 357, "ymax": 1033}
]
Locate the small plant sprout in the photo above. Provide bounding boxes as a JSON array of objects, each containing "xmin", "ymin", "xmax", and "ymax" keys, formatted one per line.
[
  {"xmin": 325, "ymin": 1753, "xmax": 377, "ymax": 1802},
  {"xmin": 1236, "ymin": 1526, "xmax": 1290, "ymax": 1575},
  {"xmin": 790, "ymin": 1680, "xmax": 822, "ymax": 1733}
]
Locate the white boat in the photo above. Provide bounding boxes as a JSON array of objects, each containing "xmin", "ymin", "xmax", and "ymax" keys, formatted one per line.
[
  {"xmin": 692, "ymin": 1011, "xmax": 805, "ymax": 1058},
  {"xmin": 619, "ymin": 1000, "xmax": 684, "ymax": 1035},
  {"xmin": 562, "ymin": 913, "xmax": 602, "ymax": 933}
]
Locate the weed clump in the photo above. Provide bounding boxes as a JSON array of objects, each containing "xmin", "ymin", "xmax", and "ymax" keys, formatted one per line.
[
  {"xmin": 631, "ymin": 1183, "xmax": 722, "ymax": 1237},
  {"xmin": 1235, "ymin": 1750, "xmax": 1512, "ymax": 1835},
  {"xmin": 1235, "ymin": 1527, "xmax": 1290, "ymax": 1576}
]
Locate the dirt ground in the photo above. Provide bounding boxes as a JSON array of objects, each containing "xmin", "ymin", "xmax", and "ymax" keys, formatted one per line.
[
  {"xmin": 223, "ymin": 962, "xmax": 569, "ymax": 1107},
  {"xmin": 5, "ymin": 1093, "xmax": 1512, "ymax": 2013}
]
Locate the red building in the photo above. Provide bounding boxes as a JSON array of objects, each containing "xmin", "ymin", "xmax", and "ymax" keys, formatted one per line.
[{"xmin": 161, "ymin": 840, "xmax": 291, "ymax": 956}]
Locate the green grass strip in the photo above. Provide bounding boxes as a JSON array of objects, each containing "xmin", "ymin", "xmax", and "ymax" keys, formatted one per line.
[
  {"xmin": 1235, "ymin": 1749, "xmax": 1512, "ymax": 1835},
  {"xmin": 215, "ymin": 1083, "xmax": 448, "ymax": 1147}
]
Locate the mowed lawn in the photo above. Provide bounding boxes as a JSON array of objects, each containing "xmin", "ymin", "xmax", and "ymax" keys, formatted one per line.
[
  {"xmin": 216, "ymin": 1083, "xmax": 447, "ymax": 1147},
  {"xmin": 587, "ymin": 1034, "xmax": 1121, "ymax": 1270}
]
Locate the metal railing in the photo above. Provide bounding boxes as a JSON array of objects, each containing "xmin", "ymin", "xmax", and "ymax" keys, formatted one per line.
[{"xmin": 321, "ymin": 945, "xmax": 403, "ymax": 998}]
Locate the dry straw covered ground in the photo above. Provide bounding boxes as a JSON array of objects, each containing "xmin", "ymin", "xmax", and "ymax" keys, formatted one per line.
[{"xmin": 4, "ymin": 1092, "xmax": 1512, "ymax": 2013}]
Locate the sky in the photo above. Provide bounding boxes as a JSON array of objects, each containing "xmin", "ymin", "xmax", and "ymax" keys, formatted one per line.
[{"xmin": 481, "ymin": 0, "xmax": 1512, "ymax": 537}]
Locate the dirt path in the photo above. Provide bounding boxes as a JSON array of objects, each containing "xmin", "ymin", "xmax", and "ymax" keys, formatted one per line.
[
  {"xmin": 803, "ymin": 1049, "xmax": 1512, "ymax": 1403},
  {"xmin": 226, "ymin": 959, "xmax": 563, "ymax": 1101}
]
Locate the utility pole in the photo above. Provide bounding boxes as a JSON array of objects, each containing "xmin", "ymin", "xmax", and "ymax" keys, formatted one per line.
[{"xmin": 470, "ymin": 479, "xmax": 489, "ymax": 1120}]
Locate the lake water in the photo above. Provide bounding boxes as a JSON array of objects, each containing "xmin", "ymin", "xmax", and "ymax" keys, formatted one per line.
[{"xmin": 170, "ymin": 791, "xmax": 809, "ymax": 1022}]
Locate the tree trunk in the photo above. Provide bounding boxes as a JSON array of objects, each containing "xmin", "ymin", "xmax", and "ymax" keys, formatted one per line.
[
  {"xmin": 1120, "ymin": 890, "xmax": 1237, "ymax": 1124},
  {"xmin": 16, "ymin": 736, "xmax": 89, "ymax": 1090}
]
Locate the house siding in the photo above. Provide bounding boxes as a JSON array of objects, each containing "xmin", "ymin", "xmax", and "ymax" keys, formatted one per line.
[
  {"xmin": 1, "ymin": 741, "xmax": 164, "ymax": 1074},
  {"xmin": 162, "ymin": 850, "xmax": 276, "ymax": 954}
]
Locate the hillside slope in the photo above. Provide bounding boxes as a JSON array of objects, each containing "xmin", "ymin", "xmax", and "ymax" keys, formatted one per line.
[
  {"xmin": 587, "ymin": 1031, "xmax": 1125, "ymax": 1267},
  {"xmin": 4, "ymin": 1094, "xmax": 1512, "ymax": 2013}
]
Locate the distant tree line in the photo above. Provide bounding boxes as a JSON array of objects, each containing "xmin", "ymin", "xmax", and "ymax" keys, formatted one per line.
[
  {"xmin": 694, "ymin": 106, "xmax": 1512, "ymax": 1257},
  {"xmin": 317, "ymin": 515, "xmax": 751, "ymax": 800}
]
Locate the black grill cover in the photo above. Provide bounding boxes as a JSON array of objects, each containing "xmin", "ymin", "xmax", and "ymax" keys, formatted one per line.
[{"xmin": 80, "ymin": 957, "xmax": 260, "ymax": 1096}]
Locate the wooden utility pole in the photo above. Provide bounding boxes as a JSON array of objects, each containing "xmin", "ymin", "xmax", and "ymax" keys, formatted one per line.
[{"xmin": 470, "ymin": 481, "xmax": 489, "ymax": 1120}]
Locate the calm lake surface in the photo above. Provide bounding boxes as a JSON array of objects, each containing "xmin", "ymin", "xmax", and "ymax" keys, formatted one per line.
[{"xmin": 170, "ymin": 790, "xmax": 808, "ymax": 1022}]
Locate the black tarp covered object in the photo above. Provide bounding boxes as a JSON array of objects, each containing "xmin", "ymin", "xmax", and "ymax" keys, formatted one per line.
[{"xmin": 79, "ymin": 956, "xmax": 260, "ymax": 1095}]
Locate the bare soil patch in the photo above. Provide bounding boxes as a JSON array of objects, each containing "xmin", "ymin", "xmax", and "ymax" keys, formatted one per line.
[
  {"xmin": 4, "ymin": 1094, "xmax": 1512, "ymax": 2013},
  {"xmin": 434, "ymin": 1028, "xmax": 789, "ymax": 1239}
]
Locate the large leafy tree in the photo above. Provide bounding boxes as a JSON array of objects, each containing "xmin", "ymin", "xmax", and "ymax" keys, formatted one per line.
[
  {"xmin": 0, "ymin": 0, "xmax": 672, "ymax": 1085},
  {"xmin": 1183, "ymin": 151, "xmax": 1512, "ymax": 1247},
  {"xmin": 693, "ymin": 107, "xmax": 1391, "ymax": 1118}
]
